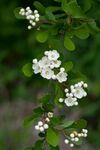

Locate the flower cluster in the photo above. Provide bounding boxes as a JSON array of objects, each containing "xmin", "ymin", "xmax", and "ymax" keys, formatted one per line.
[
  {"xmin": 19, "ymin": 7, "xmax": 40, "ymax": 30},
  {"xmin": 64, "ymin": 129, "xmax": 88, "ymax": 148},
  {"xmin": 32, "ymin": 50, "xmax": 68, "ymax": 83},
  {"xmin": 59, "ymin": 81, "xmax": 88, "ymax": 107},
  {"xmin": 35, "ymin": 112, "xmax": 53, "ymax": 132}
]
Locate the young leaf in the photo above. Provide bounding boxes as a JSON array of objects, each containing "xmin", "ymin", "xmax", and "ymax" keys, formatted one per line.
[
  {"xmin": 22, "ymin": 63, "xmax": 33, "ymax": 77},
  {"xmin": 36, "ymin": 31, "xmax": 49, "ymax": 43},
  {"xmin": 33, "ymin": 1, "xmax": 45, "ymax": 15},
  {"xmin": 46, "ymin": 128, "xmax": 59, "ymax": 147},
  {"xmin": 64, "ymin": 34, "xmax": 75, "ymax": 51}
]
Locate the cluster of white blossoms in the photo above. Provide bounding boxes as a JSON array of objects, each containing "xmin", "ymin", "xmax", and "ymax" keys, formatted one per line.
[
  {"xmin": 64, "ymin": 129, "xmax": 88, "ymax": 148},
  {"xmin": 32, "ymin": 50, "xmax": 68, "ymax": 83},
  {"xmin": 19, "ymin": 7, "xmax": 40, "ymax": 30},
  {"xmin": 59, "ymin": 81, "xmax": 88, "ymax": 107},
  {"xmin": 35, "ymin": 112, "xmax": 53, "ymax": 132}
]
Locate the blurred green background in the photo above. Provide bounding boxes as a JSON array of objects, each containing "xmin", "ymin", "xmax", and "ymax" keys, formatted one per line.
[{"xmin": 0, "ymin": 0, "xmax": 100, "ymax": 150}]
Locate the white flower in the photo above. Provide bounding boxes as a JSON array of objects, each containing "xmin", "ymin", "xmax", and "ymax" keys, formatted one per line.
[
  {"xmin": 35, "ymin": 125, "xmax": 39, "ymax": 130},
  {"xmin": 28, "ymin": 25, "xmax": 32, "ymax": 30},
  {"xmin": 47, "ymin": 50, "xmax": 60, "ymax": 61},
  {"xmin": 73, "ymin": 87, "xmax": 87, "ymax": 99},
  {"xmin": 43, "ymin": 124, "xmax": 49, "ymax": 129},
  {"xmin": 59, "ymin": 98, "xmax": 64, "ymax": 103},
  {"xmin": 39, "ymin": 56, "xmax": 50, "ymax": 69},
  {"xmin": 70, "ymin": 143, "xmax": 74, "ymax": 147},
  {"xmin": 32, "ymin": 63, "xmax": 41, "ymax": 74},
  {"xmin": 38, "ymin": 121, "xmax": 43, "ymax": 126},
  {"xmin": 19, "ymin": 7, "xmax": 40, "ymax": 30},
  {"xmin": 56, "ymin": 71, "xmax": 67, "ymax": 83},
  {"xmin": 60, "ymin": 67, "xmax": 65, "ymax": 72},
  {"xmin": 41, "ymin": 68, "xmax": 54, "ymax": 79},
  {"xmin": 64, "ymin": 139, "xmax": 69, "ymax": 144},
  {"xmin": 64, "ymin": 97, "xmax": 77, "ymax": 107},
  {"xmin": 39, "ymin": 126, "xmax": 44, "ymax": 132},
  {"xmin": 51, "ymin": 60, "xmax": 61, "ymax": 68}
]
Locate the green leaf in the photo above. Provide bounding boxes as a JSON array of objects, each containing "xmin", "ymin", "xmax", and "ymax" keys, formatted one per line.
[
  {"xmin": 34, "ymin": 140, "xmax": 43, "ymax": 150},
  {"xmin": 62, "ymin": 0, "xmax": 86, "ymax": 18},
  {"xmin": 43, "ymin": 103, "xmax": 54, "ymax": 112},
  {"xmin": 64, "ymin": 34, "xmax": 75, "ymax": 51},
  {"xmin": 49, "ymin": 145, "xmax": 60, "ymax": 150},
  {"xmin": 50, "ymin": 116, "xmax": 64, "ymax": 126},
  {"xmin": 46, "ymin": 128, "xmax": 59, "ymax": 147},
  {"xmin": 55, "ymin": 84, "xmax": 64, "ymax": 107},
  {"xmin": 33, "ymin": 1, "xmax": 45, "ymax": 15},
  {"xmin": 46, "ymin": 6, "xmax": 61, "ymax": 12},
  {"xmin": 36, "ymin": 31, "xmax": 49, "ymax": 43},
  {"xmin": 70, "ymin": 119, "xmax": 87, "ymax": 129},
  {"xmin": 22, "ymin": 63, "xmax": 33, "ymax": 77},
  {"xmin": 49, "ymin": 39, "xmax": 62, "ymax": 50},
  {"xmin": 88, "ymin": 22, "xmax": 100, "ymax": 33},
  {"xmin": 83, "ymin": 0, "xmax": 92, "ymax": 12},
  {"xmin": 24, "ymin": 147, "xmax": 34, "ymax": 150},
  {"xmin": 33, "ymin": 107, "xmax": 44, "ymax": 114},
  {"xmin": 74, "ymin": 26, "xmax": 90, "ymax": 39},
  {"xmin": 14, "ymin": 7, "xmax": 25, "ymax": 19},
  {"xmin": 46, "ymin": 10, "xmax": 56, "ymax": 21},
  {"xmin": 61, "ymin": 120, "xmax": 74, "ymax": 128},
  {"xmin": 62, "ymin": 61, "xmax": 73, "ymax": 72},
  {"xmin": 40, "ymin": 94, "xmax": 51, "ymax": 105},
  {"xmin": 23, "ymin": 114, "xmax": 40, "ymax": 128}
]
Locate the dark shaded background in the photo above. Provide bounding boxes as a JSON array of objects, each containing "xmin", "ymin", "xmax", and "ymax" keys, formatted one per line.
[{"xmin": 0, "ymin": 0, "xmax": 100, "ymax": 150}]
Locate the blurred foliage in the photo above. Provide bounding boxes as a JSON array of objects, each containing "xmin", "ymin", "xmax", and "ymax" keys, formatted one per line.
[{"xmin": 0, "ymin": 0, "xmax": 100, "ymax": 150}]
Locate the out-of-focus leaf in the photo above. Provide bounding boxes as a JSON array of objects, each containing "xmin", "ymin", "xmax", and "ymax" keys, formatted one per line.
[
  {"xmin": 50, "ymin": 116, "xmax": 64, "ymax": 126},
  {"xmin": 46, "ymin": 128, "xmax": 59, "ymax": 147},
  {"xmin": 24, "ymin": 147, "xmax": 34, "ymax": 150},
  {"xmin": 55, "ymin": 84, "xmax": 64, "ymax": 107},
  {"xmin": 70, "ymin": 119, "xmax": 87, "ymax": 129},
  {"xmin": 74, "ymin": 26, "xmax": 90, "ymax": 39},
  {"xmin": 45, "ymin": 9, "xmax": 56, "ymax": 21},
  {"xmin": 40, "ymin": 94, "xmax": 51, "ymax": 105},
  {"xmin": 64, "ymin": 34, "xmax": 75, "ymax": 51},
  {"xmin": 49, "ymin": 39, "xmax": 62, "ymax": 50},
  {"xmin": 62, "ymin": 0, "xmax": 86, "ymax": 18},
  {"xmin": 83, "ymin": 0, "xmax": 92, "ymax": 12},
  {"xmin": 14, "ymin": 7, "xmax": 25, "ymax": 19},
  {"xmin": 61, "ymin": 120, "xmax": 74, "ymax": 128},
  {"xmin": 34, "ymin": 140, "xmax": 43, "ymax": 150},
  {"xmin": 36, "ymin": 31, "xmax": 49, "ymax": 43},
  {"xmin": 46, "ymin": 6, "xmax": 61, "ymax": 12},
  {"xmin": 62, "ymin": 61, "xmax": 73, "ymax": 72},
  {"xmin": 33, "ymin": 1, "xmax": 45, "ymax": 14},
  {"xmin": 22, "ymin": 63, "xmax": 33, "ymax": 77},
  {"xmin": 49, "ymin": 145, "xmax": 60, "ymax": 150},
  {"xmin": 23, "ymin": 114, "xmax": 40, "ymax": 128},
  {"xmin": 88, "ymin": 22, "xmax": 100, "ymax": 33}
]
